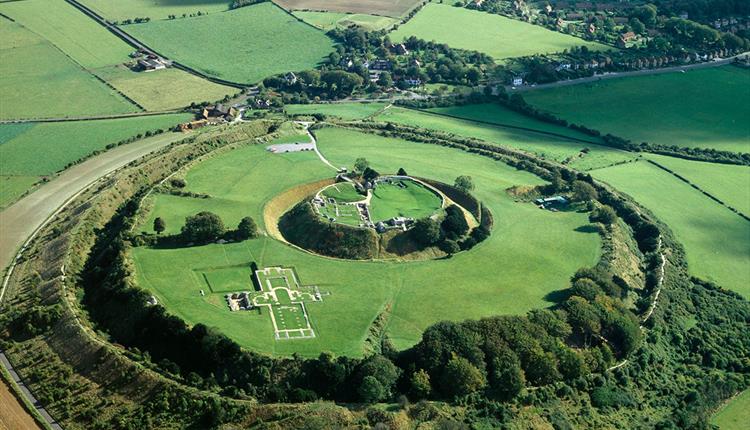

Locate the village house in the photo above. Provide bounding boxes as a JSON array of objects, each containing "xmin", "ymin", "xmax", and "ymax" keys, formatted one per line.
[
  {"xmin": 617, "ymin": 31, "xmax": 637, "ymax": 48},
  {"xmin": 390, "ymin": 43, "xmax": 409, "ymax": 55},
  {"xmin": 587, "ymin": 23, "xmax": 596, "ymax": 34},
  {"xmin": 284, "ymin": 72, "xmax": 297, "ymax": 85},
  {"xmin": 512, "ymin": 76, "xmax": 524, "ymax": 86},
  {"xmin": 368, "ymin": 59, "xmax": 392, "ymax": 71}
]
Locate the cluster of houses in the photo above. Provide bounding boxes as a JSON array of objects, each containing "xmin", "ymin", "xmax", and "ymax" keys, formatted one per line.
[
  {"xmin": 338, "ymin": 48, "xmax": 422, "ymax": 87},
  {"xmin": 712, "ymin": 16, "xmax": 749, "ymax": 33},
  {"xmin": 129, "ymin": 50, "xmax": 171, "ymax": 72},
  {"xmin": 177, "ymin": 104, "xmax": 238, "ymax": 132},
  {"xmin": 225, "ymin": 292, "xmax": 253, "ymax": 312},
  {"xmin": 375, "ymin": 217, "xmax": 415, "ymax": 233}
]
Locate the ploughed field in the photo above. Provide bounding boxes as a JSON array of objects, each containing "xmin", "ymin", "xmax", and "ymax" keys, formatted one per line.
[
  {"xmin": 390, "ymin": 3, "xmax": 608, "ymax": 61},
  {"xmin": 523, "ymin": 66, "xmax": 750, "ymax": 153},
  {"xmin": 131, "ymin": 127, "xmax": 601, "ymax": 356}
]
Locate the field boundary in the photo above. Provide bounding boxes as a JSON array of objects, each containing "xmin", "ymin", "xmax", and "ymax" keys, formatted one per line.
[{"xmin": 646, "ymin": 159, "xmax": 750, "ymax": 222}]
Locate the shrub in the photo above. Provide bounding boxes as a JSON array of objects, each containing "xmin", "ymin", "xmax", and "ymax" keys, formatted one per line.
[{"xmin": 181, "ymin": 212, "xmax": 225, "ymax": 244}]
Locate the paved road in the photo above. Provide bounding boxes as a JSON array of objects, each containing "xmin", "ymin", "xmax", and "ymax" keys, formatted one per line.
[
  {"xmin": 1, "ymin": 353, "xmax": 58, "ymax": 430},
  {"xmin": 507, "ymin": 53, "xmax": 748, "ymax": 92}
]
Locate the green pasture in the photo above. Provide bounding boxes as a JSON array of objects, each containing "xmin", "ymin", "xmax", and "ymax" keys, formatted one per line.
[
  {"xmin": 201, "ymin": 266, "xmax": 254, "ymax": 293},
  {"xmin": 317, "ymin": 201, "xmax": 362, "ymax": 226},
  {"xmin": 646, "ymin": 154, "xmax": 750, "ymax": 216},
  {"xmin": 293, "ymin": 11, "xmax": 398, "ymax": 31},
  {"xmin": 0, "ymin": 114, "xmax": 191, "ymax": 177},
  {"xmin": 374, "ymin": 106, "xmax": 636, "ymax": 170},
  {"xmin": 592, "ymin": 160, "xmax": 750, "ymax": 298},
  {"xmin": 524, "ymin": 66, "xmax": 750, "ymax": 153},
  {"xmin": 321, "ymin": 183, "xmax": 364, "ymax": 202},
  {"xmin": 390, "ymin": 4, "xmax": 608, "ymax": 61},
  {"xmin": 0, "ymin": 20, "xmax": 137, "ymax": 120},
  {"xmin": 131, "ymin": 126, "xmax": 600, "ymax": 356},
  {"xmin": 0, "ymin": 0, "xmax": 132, "ymax": 68},
  {"xmin": 286, "ymin": 102, "xmax": 387, "ymax": 120},
  {"xmin": 94, "ymin": 66, "xmax": 238, "ymax": 110},
  {"xmin": 369, "ymin": 180, "xmax": 442, "ymax": 222},
  {"xmin": 712, "ymin": 389, "xmax": 750, "ymax": 430},
  {"xmin": 78, "ymin": 0, "xmax": 231, "ymax": 22},
  {"xmin": 0, "ymin": 176, "xmax": 40, "ymax": 210},
  {"xmin": 126, "ymin": 3, "xmax": 336, "ymax": 84}
]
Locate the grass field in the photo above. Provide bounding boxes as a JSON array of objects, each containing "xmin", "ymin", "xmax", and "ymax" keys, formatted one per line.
[
  {"xmin": 374, "ymin": 106, "xmax": 637, "ymax": 170},
  {"xmin": 524, "ymin": 66, "xmax": 750, "ymax": 153},
  {"xmin": 321, "ymin": 183, "xmax": 365, "ymax": 202},
  {"xmin": 0, "ymin": 19, "xmax": 137, "ymax": 120},
  {"xmin": 293, "ymin": 11, "xmax": 398, "ymax": 31},
  {"xmin": 201, "ymin": 266, "xmax": 254, "ymax": 293},
  {"xmin": 390, "ymin": 4, "xmax": 608, "ymax": 61},
  {"xmin": 646, "ymin": 154, "xmax": 750, "ymax": 216},
  {"xmin": 274, "ymin": 0, "xmax": 421, "ymax": 17},
  {"xmin": 286, "ymin": 102, "xmax": 387, "ymax": 120},
  {"xmin": 0, "ymin": 114, "xmax": 191, "ymax": 207},
  {"xmin": 126, "ymin": 3, "xmax": 336, "ymax": 84},
  {"xmin": 78, "ymin": 0, "xmax": 231, "ymax": 21},
  {"xmin": 93, "ymin": 66, "xmax": 238, "ymax": 110},
  {"xmin": 592, "ymin": 160, "xmax": 750, "ymax": 298},
  {"xmin": 712, "ymin": 389, "xmax": 750, "ymax": 430},
  {"xmin": 369, "ymin": 179, "xmax": 442, "ymax": 222},
  {"xmin": 132, "ymin": 127, "xmax": 600, "ymax": 356},
  {"xmin": 0, "ymin": 0, "xmax": 132, "ymax": 68}
]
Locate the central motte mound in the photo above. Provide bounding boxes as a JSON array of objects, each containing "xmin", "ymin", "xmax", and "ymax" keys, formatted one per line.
[{"xmin": 279, "ymin": 175, "xmax": 492, "ymax": 260}]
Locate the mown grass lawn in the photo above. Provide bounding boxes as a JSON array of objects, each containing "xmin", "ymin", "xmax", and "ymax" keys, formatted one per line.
[
  {"xmin": 374, "ymin": 106, "xmax": 636, "ymax": 170},
  {"xmin": 369, "ymin": 180, "xmax": 442, "ymax": 222},
  {"xmin": 390, "ymin": 3, "xmax": 608, "ymax": 60},
  {"xmin": 78, "ymin": 0, "xmax": 231, "ymax": 22},
  {"xmin": 524, "ymin": 66, "xmax": 750, "ymax": 153},
  {"xmin": 321, "ymin": 183, "xmax": 365, "ymax": 203},
  {"xmin": 711, "ymin": 389, "xmax": 750, "ymax": 430},
  {"xmin": 646, "ymin": 154, "xmax": 750, "ymax": 217},
  {"xmin": 592, "ymin": 160, "xmax": 750, "ymax": 298},
  {"xmin": 286, "ymin": 102, "xmax": 387, "ymax": 120},
  {"xmin": 0, "ymin": 20, "xmax": 137, "ymax": 120},
  {"xmin": 126, "ymin": 3, "xmax": 336, "ymax": 84},
  {"xmin": 132, "ymin": 127, "xmax": 600, "ymax": 356}
]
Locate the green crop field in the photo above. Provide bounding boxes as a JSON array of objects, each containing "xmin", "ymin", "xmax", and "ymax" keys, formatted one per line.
[
  {"xmin": 286, "ymin": 102, "xmax": 387, "ymax": 120},
  {"xmin": 369, "ymin": 180, "xmax": 442, "ymax": 222},
  {"xmin": 126, "ymin": 3, "xmax": 336, "ymax": 84},
  {"xmin": 0, "ymin": 114, "xmax": 191, "ymax": 207},
  {"xmin": 592, "ymin": 160, "xmax": 750, "ymax": 298},
  {"xmin": 712, "ymin": 389, "xmax": 750, "ymax": 430},
  {"xmin": 390, "ymin": 4, "xmax": 608, "ymax": 61},
  {"xmin": 646, "ymin": 154, "xmax": 750, "ymax": 216},
  {"xmin": 274, "ymin": 0, "xmax": 421, "ymax": 17},
  {"xmin": 93, "ymin": 66, "xmax": 238, "ymax": 110},
  {"xmin": 78, "ymin": 0, "xmax": 232, "ymax": 22},
  {"xmin": 375, "ymin": 106, "xmax": 637, "ymax": 170},
  {"xmin": 524, "ymin": 66, "xmax": 750, "ymax": 153},
  {"xmin": 131, "ymin": 126, "xmax": 600, "ymax": 356},
  {"xmin": 293, "ymin": 11, "xmax": 397, "ymax": 31},
  {"xmin": 0, "ymin": 0, "xmax": 132, "ymax": 68},
  {"xmin": 0, "ymin": 19, "xmax": 137, "ymax": 120}
]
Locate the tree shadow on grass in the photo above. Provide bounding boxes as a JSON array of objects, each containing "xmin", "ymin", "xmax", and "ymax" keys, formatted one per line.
[
  {"xmin": 543, "ymin": 288, "xmax": 571, "ymax": 305},
  {"xmin": 574, "ymin": 224, "xmax": 599, "ymax": 234}
]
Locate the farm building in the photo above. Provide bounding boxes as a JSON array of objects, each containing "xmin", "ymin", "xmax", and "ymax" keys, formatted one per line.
[
  {"xmin": 138, "ymin": 57, "xmax": 168, "ymax": 72},
  {"xmin": 535, "ymin": 196, "xmax": 569, "ymax": 208},
  {"xmin": 202, "ymin": 104, "xmax": 238, "ymax": 121}
]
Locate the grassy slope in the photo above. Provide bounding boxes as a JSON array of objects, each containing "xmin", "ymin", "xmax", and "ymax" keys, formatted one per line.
[
  {"xmin": 646, "ymin": 154, "xmax": 750, "ymax": 216},
  {"xmin": 126, "ymin": 3, "xmax": 336, "ymax": 84},
  {"xmin": 132, "ymin": 128, "xmax": 600, "ymax": 356},
  {"xmin": 712, "ymin": 389, "xmax": 750, "ymax": 430},
  {"xmin": 375, "ymin": 106, "xmax": 636, "ymax": 170},
  {"xmin": 524, "ymin": 66, "xmax": 750, "ymax": 153},
  {"xmin": 293, "ymin": 11, "xmax": 397, "ymax": 31},
  {"xmin": 0, "ymin": 20, "xmax": 136, "ymax": 120},
  {"xmin": 0, "ymin": 114, "xmax": 192, "ymax": 176},
  {"xmin": 78, "ymin": 0, "xmax": 231, "ymax": 21},
  {"xmin": 390, "ymin": 3, "xmax": 607, "ymax": 60},
  {"xmin": 286, "ymin": 102, "xmax": 387, "ymax": 120},
  {"xmin": 592, "ymin": 160, "xmax": 750, "ymax": 298},
  {"xmin": 93, "ymin": 66, "xmax": 238, "ymax": 110}
]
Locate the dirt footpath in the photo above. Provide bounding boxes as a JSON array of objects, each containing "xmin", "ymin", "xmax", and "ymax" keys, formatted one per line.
[{"xmin": 0, "ymin": 378, "xmax": 40, "ymax": 430}]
